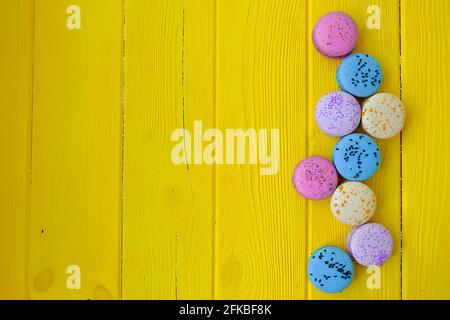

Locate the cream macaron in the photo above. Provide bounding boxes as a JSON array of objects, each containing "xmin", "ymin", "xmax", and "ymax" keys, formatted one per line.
[
  {"xmin": 330, "ymin": 181, "xmax": 377, "ymax": 226},
  {"xmin": 362, "ymin": 93, "xmax": 406, "ymax": 139}
]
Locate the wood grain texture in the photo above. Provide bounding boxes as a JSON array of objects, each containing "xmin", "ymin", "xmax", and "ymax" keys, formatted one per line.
[
  {"xmin": 123, "ymin": 0, "xmax": 213, "ymax": 299},
  {"xmin": 182, "ymin": 0, "xmax": 215, "ymax": 299},
  {"xmin": 215, "ymin": 0, "xmax": 308, "ymax": 299},
  {"xmin": 0, "ymin": 0, "xmax": 33, "ymax": 299},
  {"xmin": 401, "ymin": 0, "xmax": 450, "ymax": 300},
  {"xmin": 1, "ymin": 0, "xmax": 450, "ymax": 300},
  {"xmin": 30, "ymin": 0, "xmax": 122, "ymax": 299},
  {"xmin": 307, "ymin": 0, "xmax": 401, "ymax": 300}
]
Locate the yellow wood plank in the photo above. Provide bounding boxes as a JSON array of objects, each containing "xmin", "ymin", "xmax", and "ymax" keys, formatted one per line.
[
  {"xmin": 123, "ymin": 0, "xmax": 213, "ymax": 299},
  {"xmin": 215, "ymin": 0, "xmax": 308, "ymax": 299},
  {"xmin": 401, "ymin": 0, "xmax": 450, "ymax": 300},
  {"xmin": 181, "ymin": 0, "xmax": 215, "ymax": 299},
  {"xmin": 30, "ymin": 0, "xmax": 122, "ymax": 299},
  {"xmin": 0, "ymin": 0, "xmax": 33, "ymax": 299},
  {"xmin": 307, "ymin": 0, "xmax": 401, "ymax": 299}
]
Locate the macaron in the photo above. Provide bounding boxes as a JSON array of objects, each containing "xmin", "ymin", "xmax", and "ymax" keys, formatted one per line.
[
  {"xmin": 293, "ymin": 156, "xmax": 338, "ymax": 200},
  {"xmin": 362, "ymin": 93, "xmax": 406, "ymax": 139},
  {"xmin": 330, "ymin": 181, "xmax": 377, "ymax": 226},
  {"xmin": 312, "ymin": 12, "xmax": 358, "ymax": 58},
  {"xmin": 315, "ymin": 91, "xmax": 361, "ymax": 137},
  {"xmin": 346, "ymin": 227, "xmax": 357, "ymax": 253},
  {"xmin": 307, "ymin": 245, "xmax": 354, "ymax": 293},
  {"xmin": 347, "ymin": 223, "xmax": 394, "ymax": 267},
  {"xmin": 332, "ymin": 133, "xmax": 380, "ymax": 181},
  {"xmin": 337, "ymin": 53, "xmax": 383, "ymax": 97}
]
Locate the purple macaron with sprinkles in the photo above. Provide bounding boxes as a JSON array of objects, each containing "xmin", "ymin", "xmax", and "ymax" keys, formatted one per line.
[
  {"xmin": 312, "ymin": 11, "xmax": 358, "ymax": 58},
  {"xmin": 315, "ymin": 91, "xmax": 361, "ymax": 137},
  {"xmin": 347, "ymin": 223, "xmax": 394, "ymax": 267}
]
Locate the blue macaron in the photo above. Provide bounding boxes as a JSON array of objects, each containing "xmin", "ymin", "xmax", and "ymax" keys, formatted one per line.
[
  {"xmin": 307, "ymin": 245, "xmax": 354, "ymax": 294},
  {"xmin": 336, "ymin": 53, "xmax": 383, "ymax": 97},
  {"xmin": 332, "ymin": 133, "xmax": 381, "ymax": 181}
]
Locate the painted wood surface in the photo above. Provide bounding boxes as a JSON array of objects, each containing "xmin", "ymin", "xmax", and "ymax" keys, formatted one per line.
[
  {"xmin": 123, "ymin": 0, "xmax": 214, "ymax": 299},
  {"xmin": 215, "ymin": 0, "xmax": 308, "ymax": 299},
  {"xmin": 401, "ymin": 0, "xmax": 450, "ymax": 300},
  {"xmin": 0, "ymin": 0, "xmax": 449, "ymax": 299},
  {"xmin": 30, "ymin": 0, "xmax": 122, "ymax": 299},
  {"xmin": 0, "ymin": 1, "xmax": 33, "ymax": 299}
]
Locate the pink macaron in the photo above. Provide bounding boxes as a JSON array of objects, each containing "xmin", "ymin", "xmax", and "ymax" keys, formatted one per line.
[
  {"xmin": 293, "ymin": 156, "xmax": 338, "ymax": 200},
  {"xmin": 312, "ymin": 11, "xmax": 358, "ymax": 58}
]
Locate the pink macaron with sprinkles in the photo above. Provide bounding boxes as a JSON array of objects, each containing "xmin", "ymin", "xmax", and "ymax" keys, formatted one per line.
[
  {"xmin": 312, "ymin": 11, "xmax": 358, "ymax": 58},
  {"xmin": 347, "ymin": 223, "xmax": 394, "ymax": 267},
  {"xmin": 315, "ymin": 91, "xmax": 361, "ymax": 137},
  {"xmin": 293, "ymin": 156, "xmax": 338, "ymax": 200}
]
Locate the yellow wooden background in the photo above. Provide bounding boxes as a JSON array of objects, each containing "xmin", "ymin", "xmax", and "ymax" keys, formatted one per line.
[{"xmin": 0, "ymin": 0, "xmax": 449, "ymax": 300}]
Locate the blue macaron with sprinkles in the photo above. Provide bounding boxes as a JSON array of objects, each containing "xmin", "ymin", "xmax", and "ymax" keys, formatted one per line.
[
  {"xmin": 332, "ymin": 133, "xmax": 381, "ymax": 181},
  {"xmin": 336, "ymin": 53, "xmax": 383, "ymax": 97},
  {"xmin": 307, "ymin": 245, "xmax": 354, "ymax": 293}
]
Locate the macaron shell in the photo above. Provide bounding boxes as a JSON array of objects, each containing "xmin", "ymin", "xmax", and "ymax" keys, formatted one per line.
[
  {"xmin": 312, "ymin": 12, "xmax": 358, "ymax": 58},
  {"xmin": 337, "ymin": 53, "xmax": 383, "ymax": 97},
  {"xmin": 315, "ymin": 91, "xmax": 361, "ymax": 137},
  {"xmin": 293, "ymin": 156, "xmax": 338, "ymax": 200},
  {"xmin": 307, "ymin": 246, "xmax": 354, "ymax": 293},
  {"xmin": 348, "ymin": 223, "xmax": 394, "ymax": 267},
  {"xmin": 362, "ymin": 93, "xmax": 406, "ymax": 139},
  {"xmin": 346, "ymin": 227, "xmax": 357, "ymax": 256},
  {"xmin": 330, "ymin": 181, "xmax": 377, "ymax": 226},
  {"xmin": 332, "ymin": 133, "xmax": 381, "ymax": 181}
]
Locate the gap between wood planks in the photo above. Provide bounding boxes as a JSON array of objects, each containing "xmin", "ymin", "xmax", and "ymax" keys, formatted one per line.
[
  {"xmin": 212, "ymin": 0, "xmax": 218, "ymax": 301},
  {"xmin": 27, "ymin": 0, "xmax": 37, "ymax": 300},
  {"xmin": 120, "ymin": 0, "xmax": 127, "ymax": 301}
]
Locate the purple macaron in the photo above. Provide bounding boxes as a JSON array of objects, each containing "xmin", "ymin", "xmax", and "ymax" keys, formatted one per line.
[
  {"xmin": 315, "ymin": 91, "xmax": 361, "ymax": 137},
  {"xmin": 312, "ymin": 11, "xmax": 358, "ymax": 58},
  {"xmin": 347, "ymin": 223, "xmax": 394, "ymax": 267}
]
